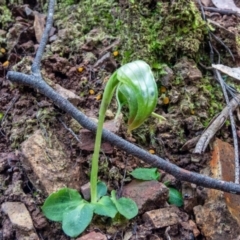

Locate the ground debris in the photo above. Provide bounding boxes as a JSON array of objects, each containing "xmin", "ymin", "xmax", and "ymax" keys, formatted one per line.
[
  {"xmin": 1, "ymin": 202, "xmax": 39, "ymax": 240},
  {"xmin": 21, "ymin": 129, "xmax": 86, "ymax": 194},
  {"xmin": 76, "ymin": 231, "xmax": 107, "ymax": 240},
  {"xmin": 193, "ymin": 138, "xmax": 240, "ymax": 240},
  {"xmin": 142, "ymin": 206, "xmax": 180, "ymax": 229}
]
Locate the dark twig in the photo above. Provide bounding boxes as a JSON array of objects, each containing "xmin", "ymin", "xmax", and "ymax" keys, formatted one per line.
[
  {"xmin": 215, "ymin": 70, "xmax": 240, "ymax": 183},
  {"xmin": 196, "ymin": 0, "xmax": 240, "ymax": 183},
  {"xmin": 6, "ymin": 0, "xmax": 240, "ymax": 194},
  {"xmin": 58, "ymin": 117, "xmax": 81, "ymax": 143},
  {"xmin": 210, "ymin": 32, "xmax": 235, "ymax": 61},
  {"xmin": 31, "ymin": 0, "xmax": 55, "ymax": 76},
  {"xmin": 7, "ymin": 71, "xmax": 240, "ymax": 194},
  {"xmin": 194, "ymin": 94, "xmax": 240, "ymax": 154},
  {"xmin": 203, "ymin": 6, "xmax": 240, "ymax": 17},
  {"xmin": 197, "ymin": 0, "xmax": 206, "ymax": 21}
]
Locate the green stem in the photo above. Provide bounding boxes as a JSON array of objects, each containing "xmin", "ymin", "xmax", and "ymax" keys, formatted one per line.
[
  {"xmin": 151, "ymin": 112, "xmax": 166, "ymax": 122},
  {"xmin": 90, "ymin": 72, "xmax": 118, "ymax": 203}
]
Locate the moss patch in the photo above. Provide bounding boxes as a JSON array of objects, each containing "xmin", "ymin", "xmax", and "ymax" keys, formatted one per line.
[{"xmin": 51, "ymin": 0, "xmax": 207, "ymax": 65}]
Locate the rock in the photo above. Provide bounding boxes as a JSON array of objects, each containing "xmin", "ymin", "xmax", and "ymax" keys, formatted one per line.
[
  {"xmin": 1, "ymin": 202, "xmax": 39, "ymax": 240},
  {"xmin": 4, "ymin": 180, "xmax": 25, "ymax": 197},
  {"xmin": 78, "ymin": 115, "xmax": 122, "ymax": 153},
  {"xmin": 143, "ymin": 206, "xmax": 180, "ymax": 228},
  {"xmin": 31, "ymin": 209, "xmax": 48, "ymax": 229},
  {"xmin": 173, "ymin": 57, "xmax": 202, "ymax": 82},
  {"xmin": 160, "ymin": 65, "xmax": 174, "ymax": 87},
  {"xmin": 49, "ymin": 34, "xmax": 58, "ymax": 42},
  {"xmin": 193, "ymin": 138, "xmax": 240, "ymax": 240},
  {"xmin": 21, "ymin": 130, "xmax": 86, "ymax": 194},
  {"xmin": 105, "ymin": 109, "xmax": 115, "ymax": 119},
  {"xmin": 80, "ymin": 182, "xmax": 90, "ymax": 200},
  {"xmin": 76, "ymin": 231, "xmax": 107, "ymax": 240},
  {"xmin": 0, "ymin": 152, "xmax": 19, "ymax": 173},
  {"xmin": 54, "ymin": 83, "xmax": 82, "ymax": 105},
  {"xmin": 181, "ymin": 182, "xmax": 198, "ymax": 213},
  {"xmin": 161, "ymin": 173, "xmax": 178, "ymax": 187},
  {"xmin": 188, "ymin": 220, "xmax": 200, "ymax": 238},
  {"xmin": 122, "ymin": 180, "xmax": 169, "ymax": 214},
  {"xmin": 2, "ymin": 202, "xmax": 33, "ymax": 231},
  {"xmin": 180, "ymin": 220, "xmax": 200, "ymax": 238},
  {"xmin": 201, "ymin": 0, "xmax": 211, "ymax": 7},
  {"xmin": 19, "ymin": 40, "xmax": 35, "ymax": 52},
  {"xmin": 78, "ymin": 128, "xmax": 114, "ymax": 153}
]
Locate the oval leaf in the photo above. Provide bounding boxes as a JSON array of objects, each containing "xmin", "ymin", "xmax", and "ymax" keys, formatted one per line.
[
  {"xmin": 93, "ymin": 196, "xmax": 118, "ymax": 218},
  {"xmin": 62, "ymin": 203, "xmax": 93, "ymax": 237},
  {"xmin": 168, "ymin": 187, "xmax": 183, "ymax": 207},
  {"xmin": 97, "ymin": 181, "xmax": 107, "ymax": 200},
  {"xmin": 130, "ymin": 168, "xmax": 160, "ymax": 181},
  {"xmin": 116, "ymin": 60, "xmax": 158, "ymax": 132},
  {"xmin": 111, "ymin": 190, "xmax": 138, "ymax": 219},
  {"xmin": 42, "ymin": 188, "xmax": 83, "ymax": 221}
]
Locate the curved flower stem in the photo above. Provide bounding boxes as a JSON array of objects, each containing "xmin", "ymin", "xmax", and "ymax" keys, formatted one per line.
[
  {"xmin": 151, "ymin": 112, "xmax": 166, "ymax": 122},
  {"xmin": 90, "ymin": 72, "xmax": 118, "ymax": 203}
]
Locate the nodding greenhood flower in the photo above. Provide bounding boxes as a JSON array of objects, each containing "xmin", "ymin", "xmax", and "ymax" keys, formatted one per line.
[{"xmin": 115, "ymin": 60, "xmax": 158, "ymax": 132}]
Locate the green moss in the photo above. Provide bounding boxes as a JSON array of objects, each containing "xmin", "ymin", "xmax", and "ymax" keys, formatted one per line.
[
  {"xmin": 157, "ymin": 0, "xmax": 207, "ymax": 60},
  {"xmin": 51, "ymin": 0, "xmax": 207, "ymax": 69},
  {"xmin": 0, "ymin": 6, "xmax": 12, "ymax": 30}
]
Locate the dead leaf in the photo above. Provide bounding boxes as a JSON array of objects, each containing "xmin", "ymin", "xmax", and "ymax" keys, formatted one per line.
[
  {"xmin": 201, "ymin": 0, "xmax": 211, "ymax": 7},
  {"xmin": 33, "ymin": 11, "xmax": 46, "ymax": 43},
  {"xmin": 212, "ymin": 64, "xmax": 240, "ymax": 80},
  {"xmin": 212, "ymin": 0, "xmax": 240, "ymax": 14}
]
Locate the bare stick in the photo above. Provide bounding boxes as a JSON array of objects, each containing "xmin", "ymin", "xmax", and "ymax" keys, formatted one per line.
[
  {"xmin": 196, "ymin": 0, "xmax": 239, "ymax": 183},
  {"xmin": 6, "ymin": 0, "xmax": 240, "ymax": 194},
  {"xmin": 31, "ymin": 0, "xmax": 55, "ymax": 76},
  {"xmin": 194, "ymin": 93, "xmax": 240, "ymax": 153},
  {"xmin": 7, "ymin": 71, "xmax": 240, "ymax": 194},
  {"xmin": 58, "ymin": 117, "xmax": 81, "ymax": 143},
  {"xmin": 210, "ymin": 32, "xmax": 235, "ymax": 61},
  {"xmin": 215, "ymin": 70, "xmax": 240, "ymax": 183},
  {"xmin": 203, "ymin": 6, "xmax": 240, "ymax": 17}
]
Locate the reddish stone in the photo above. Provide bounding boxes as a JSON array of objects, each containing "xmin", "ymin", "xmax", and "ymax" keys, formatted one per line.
[
  {"xmin": 122, "ymin": 180, "xmax": 169, "ymax": 214},
  {"xmin": 76, "ymin": 231, "xmax": 107, "ymax": 240}
]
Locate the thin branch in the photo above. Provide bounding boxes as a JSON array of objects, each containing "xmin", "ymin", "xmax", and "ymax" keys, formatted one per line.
[
  {"xmin": 31, "ymin": 0, "xmax": 55, "ymax": 76},
  {"xmin": 196, "ymin": 0, "xmax": 240, "ymax": 183},
  {"xmin": 193, "ymin": 91, "xmax": 240, "ymax": 154},
  {"xmin": 203, "ymin": 6, "xmax": 240, "ymax": 17},
  {"xmin": 215, "ymin": 70, "xmax": 240, "ymax": 183},
  {"xmin": 58, "ymin": 117, "xmax": 81, "ymax": 143},
  {"xmin": 6, "ymin": 71, "xmax": 240, "ymax": 194},
  {"xmin": 210, "ymin": 32, "xmax": 235, "ymax": 61},
  {"xmin": 6, "ymin": 0, "xmax": 240, "ymax": 194}
]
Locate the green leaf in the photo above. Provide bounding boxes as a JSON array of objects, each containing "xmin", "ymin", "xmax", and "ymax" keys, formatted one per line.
[
  {"xmin": 130, "ymin": 168, "xmax": 160, "ymax": 181},
  {"xmin": 168, "ymin": 187, "xmax": 183, "ymax": 207},
  {"xmin": 97, "ymin": 181, "xmax": 107, "ymax": 200},
  {"xmin": 42, "ymin": 188, "xmax": 83, "ymax": 221},
  {"xmin": 0, "ymin": 112, "xmax": 3, "ymax": 121},
  {"xmin": 116, "ymin": 60, "xmax": 158, "ymax": 132},
  {"xmin": 111, "ymin": 190, "xmax": 138, "ymax": 219},
  {"xmin": 62, "ymin": 202, "xmax": 93, "ymax": 237},
  {"xmin": 92, "ymin": 196, "xmax": 118, "ymax": 218}
]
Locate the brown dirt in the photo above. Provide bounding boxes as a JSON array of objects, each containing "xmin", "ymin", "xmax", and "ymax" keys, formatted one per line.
[{"xmin": 1, "ymin": 0, "xmax": 240, "ymax": 239}]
